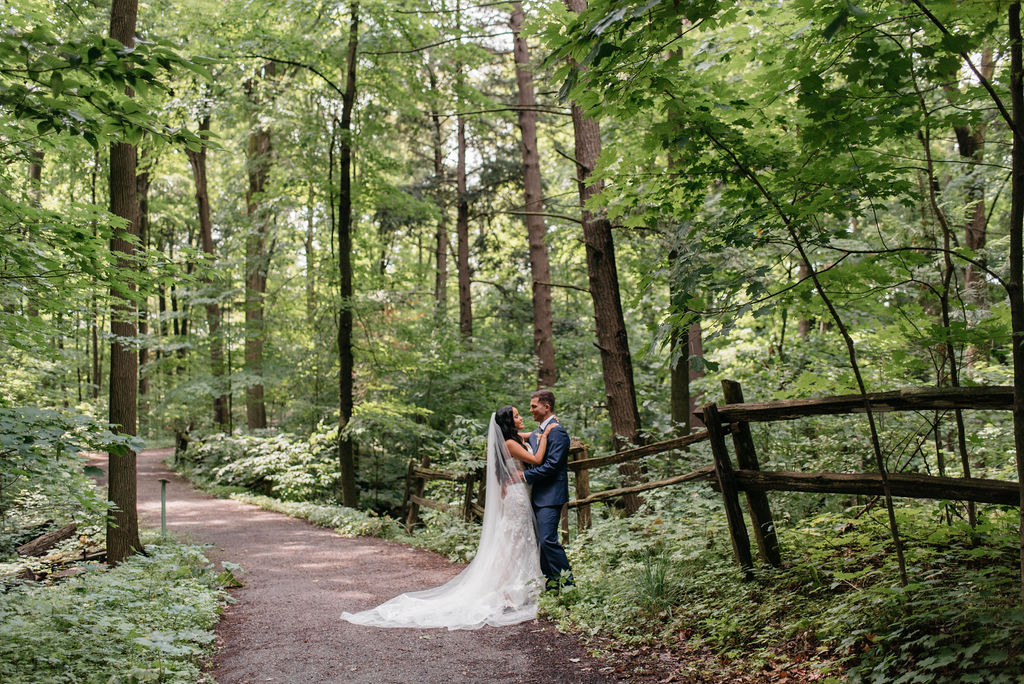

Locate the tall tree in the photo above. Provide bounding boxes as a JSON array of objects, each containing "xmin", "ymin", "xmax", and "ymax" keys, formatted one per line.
[
  {"xmin": 511, "ymin": 2, "xmax": 556, "ymax": 388},
  {"xmin": 136, "ymin": 152, "xmax": 151, "ymax": 426},
  {"xmin": 337, "ymin": 2, "xmax": 360, "ymax": 507},
  {"xmin": 244, "ymin": 61, "xmax": 276, "ymax": 430},
  {"xmin": 106, "ymin": 0, "xmax": 143, "ymax": 564},
  {"xmin": 564, "ymin": 0, "xmax": 643, "ymax": 513},
  {"xmin": 187, "ymin": 114, "xmax": 230, "ymax": 429},
  {"xmin": 455, "ymin": 6, "xmax": 473, "ymax": 340},
  {"xmin": 955, "ymin": 49, "xmax": 995, "ymax": 305},
  {"xmin": 428, "ymin": 59, "xmax": 449, "ymax": 320},
  {"xmin": 1006, "ymin": 0, "xmax": 1024, "ymax": 601}
]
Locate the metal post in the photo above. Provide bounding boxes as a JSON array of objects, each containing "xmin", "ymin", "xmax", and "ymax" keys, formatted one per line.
[{"xmin": 158, "ymin": 478, "xmax": 169, "ymax": 536}]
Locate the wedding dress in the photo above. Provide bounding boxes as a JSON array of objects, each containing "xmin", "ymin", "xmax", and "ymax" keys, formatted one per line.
[{"xmin": 341, "ymin": 415, "xmax": 543, "ymax": 630}]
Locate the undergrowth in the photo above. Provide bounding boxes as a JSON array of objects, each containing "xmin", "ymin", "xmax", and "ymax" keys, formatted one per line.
[
  {"xmin": 175, "ymin": 425, "xmax": 1024, "ymax": 682},
  {"xmin": 542, "ymin": 486, "xmax": 1024, "ymax": 683},
  {"xmin": 0, "ymin": 534, "xmax": 231, "ymax": 683}
]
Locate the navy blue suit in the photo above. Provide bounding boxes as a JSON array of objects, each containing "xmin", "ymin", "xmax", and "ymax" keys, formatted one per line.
[{"xmin": 525, "ymin": 419, "xmax": 573, "ymax": 586}]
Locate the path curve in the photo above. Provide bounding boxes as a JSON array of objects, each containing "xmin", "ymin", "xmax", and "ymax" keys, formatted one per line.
[{"xmin": 91, "ymin": 448, "xmax": 621, "ymax": 683}]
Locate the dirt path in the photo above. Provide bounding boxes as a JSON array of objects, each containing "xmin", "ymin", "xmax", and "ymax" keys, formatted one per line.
[{"xmin": 91, "ymin": 448, "xmax": 621, "ymax": 683}]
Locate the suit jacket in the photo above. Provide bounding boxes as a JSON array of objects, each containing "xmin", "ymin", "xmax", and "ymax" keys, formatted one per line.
[{"xmin": 524, "ymin": 419, "xmax": 570, "ymax": 507}]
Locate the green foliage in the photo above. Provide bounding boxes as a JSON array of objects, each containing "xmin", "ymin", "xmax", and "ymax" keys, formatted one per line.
[
  {"xmin": 542, "ymin": 487, "xmax": 1023, "ymax": 681},
  {"xmin": 0, "ymin": 408, "xmax": 139, "ymax": 554},
  {"xmin": 0, "ymin": 1, "xmax": 207, "ymax": 153},
  {"xmin": 0, "ymin": 537, "xmax": 230, "ymax": 683},
  {"xmin": 406, "ymin": 509, "xmax": 481, "ymax": 562},
  {"xmin": 185, "ymin": 427, "xmax": 340, "ymax": 503}
]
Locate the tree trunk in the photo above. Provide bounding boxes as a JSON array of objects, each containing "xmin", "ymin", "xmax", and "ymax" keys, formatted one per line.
[
  {"xmin": 1006, "ymin": 1, "xmax": 1024, "ymax": 602},
  {"xmin": 430, "ymin": 61, "xmax": 449, "ymax": 320},
  {"xmin": 511, "ymin": 3, "xmax": 557, "ymax": 388},
  {"xmin": 25, "ymin": 150, "xmax": 42, "ymax": 319},
  {"xmin": 28, "ymin": 149, "xmax": 42, "ymax": 206},
  {"xmin": 797, "ymin": 260, "xmax": 812, "ymax": 339},
  {"xmin": 670, "ymin": 326, "xmax": 690, "ymax": 433},
  {"xmin": 91, "ymin": 291, "xmax": 100, "ymax": 399},
  {"xmin": 564, "ymin": 0, "xmax": 642, "ymax": 514},
  {"xmin": 136, "ymin": 156, "xmax": 151, "ymax": 431},
  {"xmin": 91, "ymin": 154, "xmax": 101, "ymax": 399},
  {"xmin": 668, "ymin": 255, "xmax": 690, "ymax": 432},
  {"xmin": 688, "ymin": 321, "xmax": 705, "ymax": 427},
  {"xmin": 957, "ymin": 49, "xmax": 995, "ymax": 306},
  {"xmin": 106, "ymin": 0, "xmax": 142, "ymax": 565},
  {"xmin": 244, "ymin": 62, "xmax": 276, "ymax": 430},
  {"xmin": 305, "ymin": 181, "xmax": 316, "ymax": 325},
  {"xmin": 187, "ymin": 115, "xmax": 230, "ymax": 429},
  {"xmin": 456, "ymin": 109, "xmax": 472, "ymax": 339},
  {"xmin": 455, "ymin": 5, "xmax": 472, "ymax": 340},
  {"xmin": 337, "ymin": 2, "xmax": 360, "ymax": 508}
]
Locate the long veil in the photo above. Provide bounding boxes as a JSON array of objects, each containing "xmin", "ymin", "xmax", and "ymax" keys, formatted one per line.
[{"xmin": 341, "ymin": 414, "xmax": 542, "ymax": 630}]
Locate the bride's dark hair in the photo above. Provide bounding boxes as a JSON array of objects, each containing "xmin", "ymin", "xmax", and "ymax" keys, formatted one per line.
[{"xmin": 494, "ymin": 405, "xmax": 524, "ymax": 445}]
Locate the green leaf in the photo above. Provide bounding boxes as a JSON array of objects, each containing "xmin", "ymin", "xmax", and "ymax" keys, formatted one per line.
[
  {"xmin": 557, "ymin": 68, "xmax": 578, "ymax": 104},
  {"xmin": 824, "ymin": 7, "xmax": 850, "ymax": 40}
]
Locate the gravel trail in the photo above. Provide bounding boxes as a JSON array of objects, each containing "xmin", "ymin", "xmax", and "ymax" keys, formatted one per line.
[{"xmin": 91, "ymin": 448, "xmax": 621, "ymax": 683}]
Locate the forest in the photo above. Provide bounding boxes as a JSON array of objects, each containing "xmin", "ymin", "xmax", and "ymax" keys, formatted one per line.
[{"xmin": 3, "ymin": 0, "xmax": 1024, "ymax": 680}]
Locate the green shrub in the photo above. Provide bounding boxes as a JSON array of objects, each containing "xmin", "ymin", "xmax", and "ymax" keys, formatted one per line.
[
  {"xmin": 0, "ymin": 407, "xmax": 136, "ymax": 556},
  {"xmin": 542, "ymin": 490, "xmax": 1022, "ymax": 681},
  {"xmin": 186, "ymin": 428, "xmax": 340, "ymax": 503},
  {"xmin": 0, "ymin": 536, "xmax": 230, "ymax": 683}
]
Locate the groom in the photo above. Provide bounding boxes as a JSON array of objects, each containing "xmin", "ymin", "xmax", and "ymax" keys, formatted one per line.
[{"xmin": 523, "ymin": 389, "xmax": 574, "ymax": 591}]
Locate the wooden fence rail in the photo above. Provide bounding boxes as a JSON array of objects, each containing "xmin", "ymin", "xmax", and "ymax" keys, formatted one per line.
[
  {"xmin": 698, "ymin": 382, "xmax": 1017, "ymax": 572},
  {"xmin": 403, "ymin": 430, "xmax": 712, "ymax": 536},
  {"xmin": 402, "ymin": 383, "xmax": 1019, "ymax": 572}
]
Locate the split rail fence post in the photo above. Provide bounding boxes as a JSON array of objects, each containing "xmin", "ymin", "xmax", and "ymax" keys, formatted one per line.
[
  {"xmin": 721, "ymin": 380, "xmax": 782, "ymax": 567},
  {"xmin": 572, "ymin": 440, "xmax": 591, "ymax": 530},
  {"xmin": 462, "ymin": 471, "xmax": 476, "ymax": 522},
  {"xmin": 704, "ymin": 402, "xmax": 754, "ymax": 574},
  {"xmin": 405, "ymin": 455, "xmax": 430, "ymax": 531}
]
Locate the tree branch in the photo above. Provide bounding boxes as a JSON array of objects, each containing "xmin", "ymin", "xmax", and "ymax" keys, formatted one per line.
[
  {"xmin": 239, "ymin": 54, "xmax": 344, "ymax": 95},
  {"xmin": 496, "ymin": 209, "xmax": 583, "ymax": 224},
  {"xmin": 535, "ymin": 279, "xmax": 590, "ymax": 293},
  {"xmin": 908, "ymin": 0, "xmax": 1017, "ymax": 135},
  {"xmin": 364, "ymin": 32, "xmax": 512, "ymax": 56}
]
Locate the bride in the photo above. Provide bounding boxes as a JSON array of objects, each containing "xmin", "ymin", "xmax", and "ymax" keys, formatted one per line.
[{"xmin": 341, "ymin": 406, "xmax": 555, "ymax": 630}]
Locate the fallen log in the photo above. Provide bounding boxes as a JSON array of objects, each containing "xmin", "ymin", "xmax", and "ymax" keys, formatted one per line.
[{"xmin": 16, "ymin": 523, "xmax": 77, "ymax": 557}]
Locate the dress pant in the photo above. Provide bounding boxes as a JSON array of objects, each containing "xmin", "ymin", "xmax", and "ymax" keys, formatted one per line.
[{"xmin": 533, "ymin": 503, "xmax": 573, "ymax": 585}]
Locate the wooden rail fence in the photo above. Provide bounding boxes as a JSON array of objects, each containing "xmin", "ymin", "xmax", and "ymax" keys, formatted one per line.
[{"xmin": 402, "ymin": 382, "xmax": 1019, "ymax": 572}]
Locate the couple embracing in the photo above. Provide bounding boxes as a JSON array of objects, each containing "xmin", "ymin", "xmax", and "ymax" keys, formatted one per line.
[{"xmin": 342, "ymin": 390, "xmax": 574, "ymax": 631}]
